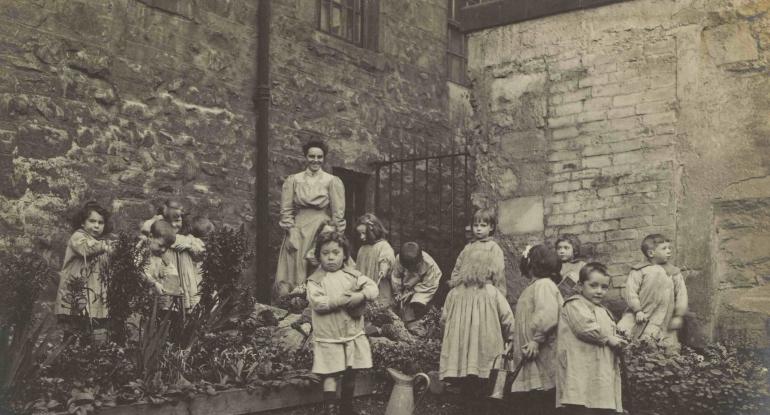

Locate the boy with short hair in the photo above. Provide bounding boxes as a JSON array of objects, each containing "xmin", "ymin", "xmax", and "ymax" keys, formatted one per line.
[
  {"xmin": 391, "ymin": 242, "xmax": 442, "ymax": 323},
  {"xmin": 618, "ymin": 234, "xmax": 688, "ymax": 352}
]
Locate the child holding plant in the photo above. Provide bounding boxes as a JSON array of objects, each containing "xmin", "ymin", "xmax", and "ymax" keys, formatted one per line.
[
  {"xmin": 55, "ymin": 201, "xmax": 114, "ymax": 324},
  {"xmin": 307, "ymin": 231, "xmax": 379, "ymax": 415},
  {"xmin": 557, "ymin": 262, "xmax": 626, "ymax": 414}
]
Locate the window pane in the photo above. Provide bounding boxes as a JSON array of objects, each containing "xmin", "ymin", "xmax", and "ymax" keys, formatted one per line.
[
  {"xmin": 320, "ymin": 1, "xmax": 329, "ymax": 31},
  {"xmin": 331, "ymin": 4, "xmax": 343, "ymax": 36}
]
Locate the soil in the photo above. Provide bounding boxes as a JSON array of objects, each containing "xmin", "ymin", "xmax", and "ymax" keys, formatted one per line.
[{"xmin": 262, "ymin": 392, "xmax": 468, "ymax": 415}]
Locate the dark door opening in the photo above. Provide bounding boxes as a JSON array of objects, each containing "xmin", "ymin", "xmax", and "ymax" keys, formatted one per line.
[{"xmin": 333, "ymin": 167, "xmax": 369, "ymax": 258}]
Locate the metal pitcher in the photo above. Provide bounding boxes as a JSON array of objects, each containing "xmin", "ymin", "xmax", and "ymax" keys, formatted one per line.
[
  {"xmin": 488, "ymin": 354, "xmax": 525, "ymax": 400},
  {"xmin": 384, "ymin": 368, "xmax": 430, "ymax": 415}
]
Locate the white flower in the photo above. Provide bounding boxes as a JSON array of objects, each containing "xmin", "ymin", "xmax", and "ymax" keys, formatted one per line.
[{"xmin": 522, "ymin": 245, "xmax": 533, "ymax": 259}]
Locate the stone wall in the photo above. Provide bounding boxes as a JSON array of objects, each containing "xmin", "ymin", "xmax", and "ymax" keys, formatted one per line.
[
  {"xmin": 0, "ymin": 0, "xmax": 258, "ymax": 265},
  {"xmin": 0, "ymin": 0, "xmax": 468, "ymax": 294},
  {"xmin": 268, "ymin": 0, "xmax": 466, "ymax": 275},
  {"xmin": 467, "ymin": 0, "xmax": 770, "ymax": 346}
]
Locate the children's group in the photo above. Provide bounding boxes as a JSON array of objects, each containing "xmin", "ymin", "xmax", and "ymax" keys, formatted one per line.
[{"xmin": 302, "ymin": 207, "xmax": 687, "ymax": 415}]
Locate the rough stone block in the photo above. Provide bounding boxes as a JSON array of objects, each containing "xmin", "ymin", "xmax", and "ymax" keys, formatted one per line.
[
  {"xmin": 703, "ymin": 22, "xmax": 760, "ymax": 65},
  {"xmin": 548, "ymin": 115, "xmax": 576, "ymax": 128},
  {"xmin": 577, "ymin": 110, "xmax": 606, "ymax": 123},
  {"xmin": 552, "ymin": 126, "xmax": 580, "ymax": 140},
  {"xmin": 562, "ymin": 88, "xmax": 592, "ymax": 103},
  {"xmin": 583, "ymin": 155, "xmax": 612, "ymax": 168},
  {"xmin": 574, "ymin": 209, "xmax": 606, "ymax": 224},
  {"xmin": 642, "ymin": 111, "xmax": 677, "ymax": 126},
  {"xmin": 552, "ymin": 180, "xmax": 582, "ymax": 193},
  {"xmin": 552, "ymin": 101, "xmax": 584, "ymax": 117},
  {"xmin": 583, "ymin": 97, "xmax": 612, "ymax": 111},
  {"xmin": 589, "ymin": 219, "xmax": 619, "ymax": 233},
  {"xmin": 546, "ymin": 213, "xmax": 575, "ymax": 227},
  {"xmin": 612, "ymin": 150, "xmax": 645, "ymax": 165},
  {"xmin": 608, "ymin": 106, "xmax": 636, "ymax": 119},
  {"xmin": 499, "ymin": 196, "xmax": 545, "ymax": 235},
  {"xmin": 606, "ymin": 229, "xmax": 639, "ymax": 241}
]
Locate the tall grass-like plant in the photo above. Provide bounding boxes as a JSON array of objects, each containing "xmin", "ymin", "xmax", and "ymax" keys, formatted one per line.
[{"xmin": 100, "ymin": 233, "xmax": 151, "ymax": 344}]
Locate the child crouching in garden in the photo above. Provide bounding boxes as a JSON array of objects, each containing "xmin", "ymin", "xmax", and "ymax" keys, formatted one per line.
[
  {"xmin": 307, "ymin": 231, "xmax": 379, "ymax": 415},
  {"xmin": 557, "ymin": 263, "xmax": 626, "ymax": 415},
  {"xmin": 440, "ymin": 248, "xmax": 515, "ymax": 413},
  {"xmin": 509, "ymin": 244, "xmax": 563, "ymax": 415}
]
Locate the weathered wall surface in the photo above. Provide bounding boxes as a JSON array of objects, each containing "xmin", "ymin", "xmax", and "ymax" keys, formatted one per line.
[
  {"xmin": 0, "ymin": 0, "xmax": 258, "ymax": 264},
  {"xmin": 468, "ymin": 0, "xmax": 770, "ymax": 346},
  {"xmin": 269, "ymin": 0, "xmax": 463, "ymax": 274}
]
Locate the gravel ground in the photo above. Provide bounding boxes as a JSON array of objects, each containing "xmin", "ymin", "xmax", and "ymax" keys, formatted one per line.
[{"xmin": 262, "ymin": 391, "xmax": 467, "ymax": 415}]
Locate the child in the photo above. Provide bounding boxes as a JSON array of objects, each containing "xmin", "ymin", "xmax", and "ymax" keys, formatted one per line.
[
  {"xmin": 449, "ymin": 208, "xmax": 506, "ymax": 296},
  {"xmin": 509, "ymin": 244, "xmax": 564, "ymax": 414},
  {"xmin": 140, "ymin": 220, "xmax": 182, "ymax": 315},
  {"xmin": 618, "ymin": 234, "xmax": 688, "ymax": 352},
  {"xmin": 306, "ymin": 218, "xmax": 355, "ymax": 276},
  {"xmin": 306, "ymin": 231, "xmax": 379, "ymax": 415},
  {"xmin": 557, "ymin": 262, "xmax": 626, "ymax": 414},
  {"xmin": 172, "ymin": 216, "xmax": 210, "ymax": 310},
  {"xmin": 55, "ymin": 201, "xmax": 114, "ymax": 322},
  {"xmin": 140, "ymin": 198, "xmax": 184, "ymax": 236},
  {"xmin": 556, "ymin": 234, "xmax": 587, "ymax": 298},
  {"xmin": 354, "ymin": 213, "xmax": 395, "ymax": 307},
  {"xmin": 390, "ymin": 242, "xmax": 442, "ymax": 324},
  {"xmin": 440, "ymin": 247, "xmax": 515, "ymax": 413}
]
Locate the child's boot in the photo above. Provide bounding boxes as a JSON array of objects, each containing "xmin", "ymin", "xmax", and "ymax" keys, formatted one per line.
[
  {"xmin": 323, "ymin": 391, "xmax": 340, "ymax": 415},
  {"xmin": 340, "ymin": 370, "xmax": 359, "ymax": 415}
]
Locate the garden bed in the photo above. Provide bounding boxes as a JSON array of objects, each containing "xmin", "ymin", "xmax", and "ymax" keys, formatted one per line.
[{"xmin": 69, "ymin": 372, "xmax": 376, "ymax": 415}]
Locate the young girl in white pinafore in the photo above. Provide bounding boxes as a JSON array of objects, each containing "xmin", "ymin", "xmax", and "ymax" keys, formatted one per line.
[
  {"xmin": 509, "ymin": 244, "xmax": 564, "ymax": 415},
  {"xmin": 449, "ymin": 208, "xmax": 507, "ymax": 297},
  {"xmin": 55, "ymin": 201, "xmax": 114, "ymax": 326},
  {"xmin": 557, "ymin": 262, "xmax": 626, "ymax": 415},
  {"xmin": 307, "ymin": 231, "xmax": 378, "ymax": 415},
  {"xmin": 440, "ymin": 240, "xmax": 515, "ymax": 413},
  {"xmin": 555, "ymin": 234, "xmax": 587, "ymax": 299},
  {"xmin": 353, "ymin": 213, "xmax": 395, "ymax": 307}
]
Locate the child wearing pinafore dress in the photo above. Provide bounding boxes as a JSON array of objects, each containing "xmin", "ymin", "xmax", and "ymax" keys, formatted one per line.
[
  {"xmin": 557, "ymin": 263, "xmax": 626, "ymax": 415},
  {"xmin": 556, "ymin": 234, "xmax": 587, "ymax": 299},
  {"xmin": 449, "ymin": 208, "xmax": 507, "ymax": 297},
  {"xmin": 509, "ymin": 244, "xmax": 564, "ymax": 415},
  {"xmin": 307, "ymin": 231, "xmax": 379, "ymax": 415},
  {"xmin": 55, "ymin": 202, "xmax": 114, "ymax": 325},
  {"xmin": 354, "ymin": 213, "xmax": 395, "ymax": 307},
  {"xmin": 440, "ymin": 237, "xmax": 515, "ymax": 413}
]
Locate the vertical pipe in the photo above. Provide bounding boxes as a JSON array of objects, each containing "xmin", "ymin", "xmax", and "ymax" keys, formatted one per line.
[
  {"xmin": 254, "ymin": 0, "xmax": 271, "ymax": 303},
  {"xmin": 375, "ymin": 166, "xmax": 381, "ymax": 217},
  {"xmin": 399, "ymin": 160, "xmax": 404, "ymax": 248},
  {"xmin": 424, "ymin": 158, "xmax": 428, "ymax": 237},
  {"xmin": 389, "ymin": 163, "xmax": 393, "ymax": 236},
  {"xmin": 450, "ymin": 155, "xmax": 455, "ymax": 258},
  {"xmin": 464, "ymin": 152, "xmax": 469, "ymax": 226},
  {"xmin": 438, "ymin": 158, "xmax": 442, "ymax": 241}
]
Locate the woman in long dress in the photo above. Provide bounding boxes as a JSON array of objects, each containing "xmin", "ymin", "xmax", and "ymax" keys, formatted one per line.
[{"xmin": 274, "ymin": 140, "xmax": 346, "ymax": 298}]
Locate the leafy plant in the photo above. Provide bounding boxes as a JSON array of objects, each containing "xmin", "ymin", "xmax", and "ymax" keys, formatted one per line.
[
  {"xmin": 0, "ymin": 250, "xmax": 57, "ymax": 332},
  {"xmin": 100, "ymin": 233, "xmax": 152, "ymax": 344},
  {"xmin": 137, "ymin": 298, "xmax": 171, "ymax": 384},
  {"xmin": 624, "ymin": 340, "xmax": 770, "ymax": 415},
  {"xmin": 198, "ymin": 225, "xmax": 252, "ymax": 312}
]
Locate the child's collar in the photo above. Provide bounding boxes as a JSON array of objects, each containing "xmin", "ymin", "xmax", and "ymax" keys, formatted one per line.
[
  {"xmin": 308, "ymin": 265, "xmax": 360, "ymax": 283},
  {"xmin": 474, "ymin": 236, "xmax": 494, "ymax": 242},
  {"xmin": 632, "ymin": 261, "xmax": 681, "ymax": 275}
]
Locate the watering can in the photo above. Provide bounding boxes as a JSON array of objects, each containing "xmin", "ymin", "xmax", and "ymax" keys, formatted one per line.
[{"xmin": 384, "ymin": 368, "xmax": 430, "ymax": 415}]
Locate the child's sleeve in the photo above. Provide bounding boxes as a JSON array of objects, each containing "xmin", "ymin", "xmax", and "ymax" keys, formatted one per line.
[
  {"xmin": 411, "ymin": 259, "xmax": 442, "ymax": 304},
  {"xmin": 307, "ymin": 279, "xmax": 346, "ymax": 314},
  {"xmin": 357, "ymin": 275, "xmax": 380, "ymax": 300},
  {"xmin": 391, "ymin": 258, "xmax": 404, "ymax": 295},
  {"xmin": 673, "ymin": 273, "xmax": 688, "ymax": 317},
  {"xmin": 496, "ymin": 291, "xmax": 515, "ymax": 342},
  {"xmin": 623, "ymin": 269, "xmax": 644, "ymax": 313},
  {"xmin": 563, "ymin": 301, "xmax": 609, "ymax": 346},
  {"xmin": 279, "ymin": 175, "xmax": 297, "ymax": 231},
  {"xmin": 70, "ymin": 232, "xmax": 108, "ymax": 258},
  {"xmin": 376, "ymin": 246, "xmax": 395, "ymax": 283},
  {"xmin": 448, "ymin": 246, "xmax": 467, "ymax": 288},
  {"xmin": 491, "ymin": 243, "xmax": 507, "ymax": 297},
  {"xmin": 329, "ymin": 176, "xmax": 346, "ymax": 232},
  {"xmin": 531, "ymin": 282, "xmax": 560, "ymax": 343}
]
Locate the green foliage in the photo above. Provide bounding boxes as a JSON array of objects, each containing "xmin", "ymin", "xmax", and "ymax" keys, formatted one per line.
[
  {"xmin": 198, "ymin": 226, "xmax": 252, "ymax": 312},
  {"xmin": 624, "ymin": 340, "xmax": 770, "ymax": 415},
  {"xmin": 371, "ymin": 338, "xmax": 441, "ymax": 377},
  {"xmin": 99, "ymin": 233, "xmax": 151, "ymax": 343},
  {"xmin": 0, "ymin": 250, "xmax": 56, "ymax": 331}
]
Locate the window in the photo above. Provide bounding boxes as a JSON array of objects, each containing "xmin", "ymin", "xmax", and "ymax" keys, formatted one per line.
[
  {"xmin": 318, "ymin": 0, "xmax": 364, "ymax": 45},
  {"xmin": 447, "ymin": 0, "xmax": 468, "ymax": 85}
]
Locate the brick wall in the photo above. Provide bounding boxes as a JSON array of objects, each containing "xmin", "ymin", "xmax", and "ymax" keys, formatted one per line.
[{"xmin": 467, "ymin": 0, "xmax": 770, "ymax": 346}]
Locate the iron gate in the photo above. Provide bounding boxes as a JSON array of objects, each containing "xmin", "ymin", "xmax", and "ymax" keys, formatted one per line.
[{"xmin": 373, "ymin": 150, "xmax": 472, "ymax": 302}]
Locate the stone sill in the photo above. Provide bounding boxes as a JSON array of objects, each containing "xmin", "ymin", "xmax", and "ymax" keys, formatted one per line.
[
  {"xmin": 73, "ymin": 373, "xmax": 376, "ymax": 415},
  {"xmin": 310, "ymin": 31, "xmax": 388, "ymax": 72}
]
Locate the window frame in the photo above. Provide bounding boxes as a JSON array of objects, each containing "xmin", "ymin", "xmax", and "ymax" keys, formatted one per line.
[
  {"xmin": 447, "ymin": 0, "xmax": 469, "ymax": 86},
  {"xmin": 317, "ymin": 0, "xmax": 365, "ymax": 47}
]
